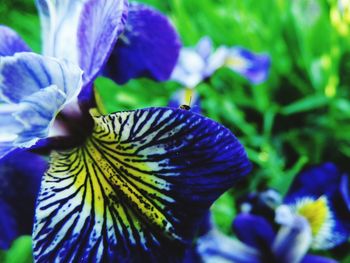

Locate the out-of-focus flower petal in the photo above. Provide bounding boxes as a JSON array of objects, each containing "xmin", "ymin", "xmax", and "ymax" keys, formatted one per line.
[
  {"xmin": 0, "ymin": 53, "xmax": 83, "ymax": 158},
  {"xmin": 36, "ymin": 0, "xmax": 128, "ymax": 86},
  {"xmin": 196, "ymin": 229, "xmax": 261, "ymax": 263},
  {"xmin": 232, "ymin": 214, "xmax": 275, "ymax": 252},
  {"xmin": 195, "ymin": 36, "xmax": 213, "ymax": 60},
  {"xmin": 170, "ymin": 48, "xmax": 206, "ymax": 88},
  {"xmin": 301, "ymin": 254, "xmax": 339, "ymax": 263},
  {"xmin": 225, "ymin": 47, "xmax": 270, "ymax": 84},
  {"xmin": 273, "ymin": 206, "xmax": 312, "ymax": 263},
  {"xmin": 340, "ymin": 174, "xmax": 350, "ymax": 211},
  {"xmin": 168, "ymin": 88, "xmax": 201, "ymax": 113},
  {"xmin": 205, "ymin": 46, "xmax": 228, "ymax": 77},
  {"xmin": 284, "ymin": 163, "xmax": 350, "ymax": 249},
  {"xmin": 0, "ymin": 149, "xmax": 47, "ymax": 249},
  {"xmin": 0, "ymin": 26, "xmax": 31, "ymax": 56},
  {"xmin": 104, "ymin": 3, "xmax": 181, "ymax": 85},
  {"xmin": 33, "ymin": 107, "xmax": 251, "ymax": 262}
]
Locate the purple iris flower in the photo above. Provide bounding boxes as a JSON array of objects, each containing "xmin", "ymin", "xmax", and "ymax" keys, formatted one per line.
[
  {"xmin": 193, "ymin": 163, "xmax": 350, "ymax": 263},
  {"xmin": 0, "ymin": 1, "xmax": 251, "ymax": 262},
  {"xmin": 168, "ymin": 36, "xmax": 270, "ymax": 112}
]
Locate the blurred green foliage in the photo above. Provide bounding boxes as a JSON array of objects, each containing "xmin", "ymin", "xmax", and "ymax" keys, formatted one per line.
[{"xmin": 2, "ymin": 0, "xmax": 350, "ymax": 261}]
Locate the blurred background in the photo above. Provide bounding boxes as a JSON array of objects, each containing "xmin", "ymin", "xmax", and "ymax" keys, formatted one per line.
[{"xmin": 1, "ymin": 0, "xmax": 350, "ymax": 262}]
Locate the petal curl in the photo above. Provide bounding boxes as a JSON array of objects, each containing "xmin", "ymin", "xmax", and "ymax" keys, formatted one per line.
[
  {"xmin": 0, "ymin": 26, "xmax": 31, "ymax": 56},
  {"xmin": 0, "ymin": 53, "xmax": 82, "ymax": 158},
  {"xmin": 104, "ymin": 3, "xmax": 181, "ymax": 85},
  {"xmin": 33, "ymin": 107, "xmax": 251, "ymax": 262},
  {"xmin": 36, "ymin": 0, "xmax": 128, "ymax": 85},
  {"xmin": 0, "ymin": 149, "xmax": 47, "ymax": 249}
]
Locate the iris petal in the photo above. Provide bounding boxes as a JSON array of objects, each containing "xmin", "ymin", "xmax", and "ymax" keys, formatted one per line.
[
  {"xmin": 196, "ymin": 229, "xmax": 261, "ymax": 263},
  {"xmin": 284, "ymin": 163, "xmax": 350, "ymax": 249},
  {"xmin": 0, "ymin": 53, "xmax": 82, "ymax": 158},
  {"xmin": 0, "ymin": 149, "xmax": 47, "ymax": 249},
  {"xmin": 36, "ymin": 0, "xmax": 128, "ymax": 86},
  {"xmin": 33, "ymin": 107, "xmax": 250, "ymax": 262},
  {"xmin": 0, "ymin": 26, "xmax": 31, "ymax": 56},
  {"xmin": 273, "ymin": 207, "xmax": 312, "ymax": 263},
  {"xmin": 104, "ymin": 3, "xmax": 181, "ymax": 85},
  {"xmin": 232, "ymin": 214, "xmax": 275, "ymax": 252},
  {"xmin": 225, "ymin": 47, "xmax": 270, "ymax": 84}
]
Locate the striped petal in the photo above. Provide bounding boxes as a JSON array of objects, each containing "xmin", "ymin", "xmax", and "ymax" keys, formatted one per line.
[
  {"xmin": 36, "ymin": 0, "xmax": 128, "ymax": 86},
  {"xmin": 0, "ymin": 149, "xmax": 47, "ymax": 249},
  {"xmin": 104, "ymin": 3, "xmax": 181, "ymax": 85},
  {"xmin": 0, "ymin": 53, "xmax": 82, "ymax": 158},
  {"xmin": 0, "ymin": 26, "xmax": 31, "ymax": 56},
  {"xmin": 33, "ymin": 107, "xmax": 251, "ymax": 262}
]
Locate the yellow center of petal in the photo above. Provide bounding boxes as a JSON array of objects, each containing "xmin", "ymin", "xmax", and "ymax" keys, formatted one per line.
[
  {"xmin": 295, "ymin": 196, "xmax": 330, "ymax": 236},
  {"xmin": 225, "ymin": 56, "xmax": 248, "ymax": 70}
]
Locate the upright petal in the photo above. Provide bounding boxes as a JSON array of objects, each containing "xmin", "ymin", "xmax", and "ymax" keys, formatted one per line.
[
  {"xmin": 104, "ymin": 3, "xmax": 181, "ymax": 85},
  {"xmin": 195, "ymin": 37, "xmax": 213, "ymax": 61},
  {"xmin": 0, "ymin": 26, "xmax": 31, "ymax": 56},
  {"xmin": 33, "ymin": 107, "xmax": 251, "ymax": 262},
  {"xmin": 273, "ymin": 206, "xmax": 312, "ymax": 263},
  {"xmin": 225, "ymin": 47, "xmax": 270, "ymax": 84},
  {"xmin": 0, "ymin": 149, "xmax": 47, "ymax": 249},
  {"xmin": 170, "ymin": 49, "xmax": 206, "ymax": 88},
  {"xmin": 36, "ymin": 0, "xmax": 128, "ymax": 85},
  {"xmin": 0, "ymin": 53, "xmax": 82, "ymax": 158}
]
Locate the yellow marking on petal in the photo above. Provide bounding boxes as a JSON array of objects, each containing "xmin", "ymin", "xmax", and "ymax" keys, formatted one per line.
[
  {"xmin": 295, "ymin": 196, "xmax": 330, "ymax": 236},
  {"xmin": 225, "ymin": 55, "xmax": 248, "ymax": 70}
]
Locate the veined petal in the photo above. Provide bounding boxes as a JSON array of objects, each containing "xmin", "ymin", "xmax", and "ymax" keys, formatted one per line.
[
  {"xmin": 104, "ymin": 3, "xmax": 181, "ymax": 85},
  {"xmin": 33, "ymin": 107, "xmax": 251, "ymax": 262},
  {"xmin": 224, "ymin": 47, "xmax": 270, "ymax": 84},
  {"xmin": 36, "ymin": 0, "xmax": 128, "ymax": 86},
  {"xmin": 0, "ymin": 53, "xmax": 82, "ymax": 158},
  {"xmin": 0, "ymin": 149, "xmax": 47, "ymax": 249},
  {"xmin": 0, "ymin": 52, "xmax": 82, "ymax": 103},
  {"xmin": 0, "ymin": 26, "xmax": 31, "ymax": 56}
]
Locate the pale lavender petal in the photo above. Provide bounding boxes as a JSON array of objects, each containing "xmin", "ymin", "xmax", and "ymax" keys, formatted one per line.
[
  {"xmin": 36, "ymin": 0, "xmax": 128, "ymax": 85},
  {"xmin": 0, "ymin": 26, "xmax": 31, "ymax": 56}
]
